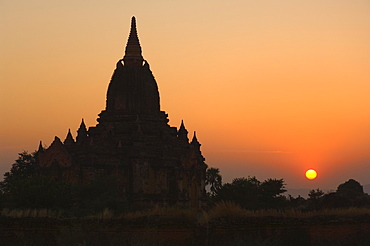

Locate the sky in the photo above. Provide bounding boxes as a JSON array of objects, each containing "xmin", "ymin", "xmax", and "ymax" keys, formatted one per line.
[{"xmin": 1, "ymin": 0, "xmax": 370, "ymax": 191}]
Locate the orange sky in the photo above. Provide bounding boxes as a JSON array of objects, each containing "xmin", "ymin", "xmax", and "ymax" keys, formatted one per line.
[{"xmin": 1, "ymin": 1, "xmax": 370, "ymax": 191}]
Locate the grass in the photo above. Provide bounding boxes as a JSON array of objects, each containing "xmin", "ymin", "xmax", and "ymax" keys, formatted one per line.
[
  {"xmin": 90, "ymin": 208, "xmax": 114, "ymax": 219},
  {"xmin": 204, "ymin": 201, "xmax": 370, "ymax": 224},
  {"xmin": 1, "ymin": 208, "xmax": 61, "ymax": 218},
  {"xmin": 2, "ymin": 204, "xmax": 370, "ymax": 223},
  {"xmin": 2, "ymin": 205, "xmax": 370, "ymax": 246},
  {"xmin": 119, "ymin": 205, "xmax": 198, "ymax": 225}
]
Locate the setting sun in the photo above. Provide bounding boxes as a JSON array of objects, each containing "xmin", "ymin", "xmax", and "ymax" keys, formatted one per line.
[{"xmin": 305, "ymin": 169, "xmax": 317, "ymax": 180}]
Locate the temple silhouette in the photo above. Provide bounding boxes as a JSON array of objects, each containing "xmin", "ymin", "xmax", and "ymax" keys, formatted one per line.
[{"xmin": 36, "ymin": 17, "xmax": 207, "ymax": 208}]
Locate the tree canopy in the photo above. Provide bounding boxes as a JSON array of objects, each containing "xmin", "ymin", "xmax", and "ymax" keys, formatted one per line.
[
  {"xmin": 0, "ymin": 151, "xmax": 36, "ymax": 194},
  {"xmin": 205, "ymin": 167, "xmax": 222, "ymax": 196},
  {"xmin": 213, "ymin": 176, "xmax": 286, "ymax": 209},
  {"xmin": 0, "ymin": 152, "xmax": 127, "ymax": 213}
]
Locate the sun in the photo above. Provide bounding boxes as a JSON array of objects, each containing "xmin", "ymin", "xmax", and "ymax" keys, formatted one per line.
[{"xmin": 305, "ymin": 169, "xmax": 317, "ymax": 180}]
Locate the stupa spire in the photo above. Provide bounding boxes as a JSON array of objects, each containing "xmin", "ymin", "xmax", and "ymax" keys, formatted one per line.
[
  {"xmin": 104, "ymin": 16, "xmax": 160, "ymax": 114},
  {"xmin": 123, "ymin": 16, "xmax": 143, "ymax": 66}
]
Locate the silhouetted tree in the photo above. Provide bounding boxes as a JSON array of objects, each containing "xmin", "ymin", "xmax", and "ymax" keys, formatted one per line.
[
  {"xmin": 10, "ymin": 176, "xmax": 71, "ymax": 209},
  {"xmin": 259, "ymin": 178, "xmax": 287, "ymax": 208},
  {"xmin": 0, "ymin": 151, "xmax": 71, "ymax": 209},
  {"xmin": 205, "ymin": 167, "xmax": 222, "ymax": 196},
  {"xmin": 0, "ymin": 151, "xmax": 36, "ymax": 194},
  {"xmin": 321, "ymin": 179, "xmax": 370, "ymax": 209},
  {"xmin": 308, "ymin": 189, "xmax": 324, "ymax": 200},
  {"xmin": 214, "ymin": 176, "xmax": 287, "ymax": 210},
  {"xmin": 260, "ymin": 178, "xmax": 286, "ymax": 197},
  {"xmin": 287, "ymin": 195, "xmax": 306, "ymax": 209},
  {"xmin": 337, "ymin": 179, "xmax": 364, "ymax": 197},
  {"xmin": 215, "ymin": 177, "xmax": 260, "ymax": 209},
  {"xmin": 307, "ymin": 189, "xmax": 325, "ymax": 210},
  {"xmin": 320, "ymin": 192, "xmax": 350, "ymax": 209}
]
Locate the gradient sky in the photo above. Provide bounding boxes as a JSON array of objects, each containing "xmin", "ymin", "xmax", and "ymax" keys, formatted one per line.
[{"xmin": 1, "ymin": 0, "xmax": 370, "ymax": 191}]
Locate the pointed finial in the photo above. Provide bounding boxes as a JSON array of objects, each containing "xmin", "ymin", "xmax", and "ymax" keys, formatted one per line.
[
  {"xmin": 129, "ymin": 17, "xmax": 138, "ymax": 44},
  {"xmin": 64, "ymin": 129, "xmax": 75, "ymax": 145},
  {"xmin": 77, "ymin": 118, "xmax": 87, "ymax": 134},
  {"xmin": 77, "ymin": 119, "xmax": 88, "ymax": 143},
  {"xmin": 38, "ymin": 141, "xmax": 44, "ymax": 152},
  {"xmin": 179, "ymin": 120, "xmax": 187, "ymax": 131},
  {"xmin": 193, "ymin": 131, "xmax": 198, "ymax": 141},
  {"xmin": 124, "ymin": 16, "xmax": 144, "ymax": 66},
  {"xmin": 191, "ymin": 131, "xmax": 200, "ymax": 146},
  {"xmin": 131, "ymin": 16, "xmax": 136, "ymax": 29},
  {"xmin": 80, "ymin": 118, "xmax": 86, "ymax": 129},
  {"xmin": 178, "ymin": 120, "xmax": 189, "ymax": 142}
]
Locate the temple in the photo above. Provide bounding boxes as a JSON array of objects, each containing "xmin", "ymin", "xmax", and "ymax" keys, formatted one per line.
[{"xmin": 36, "ymin": 17, "xmax": 207, "ymax": 208}]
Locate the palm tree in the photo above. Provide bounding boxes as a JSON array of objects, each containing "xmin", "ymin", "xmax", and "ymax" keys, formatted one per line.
[{"xmin": 205, "ymin": 167, "xmax": 222, "ymax": 196}]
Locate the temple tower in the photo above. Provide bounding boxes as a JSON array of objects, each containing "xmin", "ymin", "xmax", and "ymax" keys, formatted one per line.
[
  {"xmin": 104, "ymin": 16, "xmax": 160, "ymax": 115},
  {"xmin": 36, "ymin": 17, "xmax": 207, "ymax": 209}
]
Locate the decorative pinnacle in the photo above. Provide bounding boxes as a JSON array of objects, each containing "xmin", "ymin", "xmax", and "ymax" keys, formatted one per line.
[
  {"xmin": 179, "ymin": 120, "xmax": 188, "ymax": 133},
  {"xmin": 64, "ymin": 128, "xmax": 75, "ymax": 145},
  {"xmin": 124, "ymin": 16, "xmax": 143, "ymax": 66},
  {"xmin": 38, "ymin": 141, "xmax": 44, "ymax": 152},
  {"xmin": 193, "ymin": 131, "xmax": 197, "ymax": 141},
  {"xmin": 79, "ymin": 118, "xmax": 87, "ymax": 131},
  {"xmin": 191, "ymin": 131, "xmax": 201, "ymax": 146},
  {"xmin": 129, "ymin": 17, "xmax": 139, "ymax": 44}
]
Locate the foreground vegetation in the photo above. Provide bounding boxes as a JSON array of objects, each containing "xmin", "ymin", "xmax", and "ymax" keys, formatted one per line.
[
  {"xmin": 2, "ymin": 152, "xmax": 370, "ymax": 215},
  {"xmin": 2, "ymin": 204, "xmax": 370, "ymax": 246},
  {"xmin": 2, "ymin": 152, "xmax": 370, "ymax": 245},
  {"xmin": 2, "ymin": 202, "xmax": 370, "ymax": 222}
]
